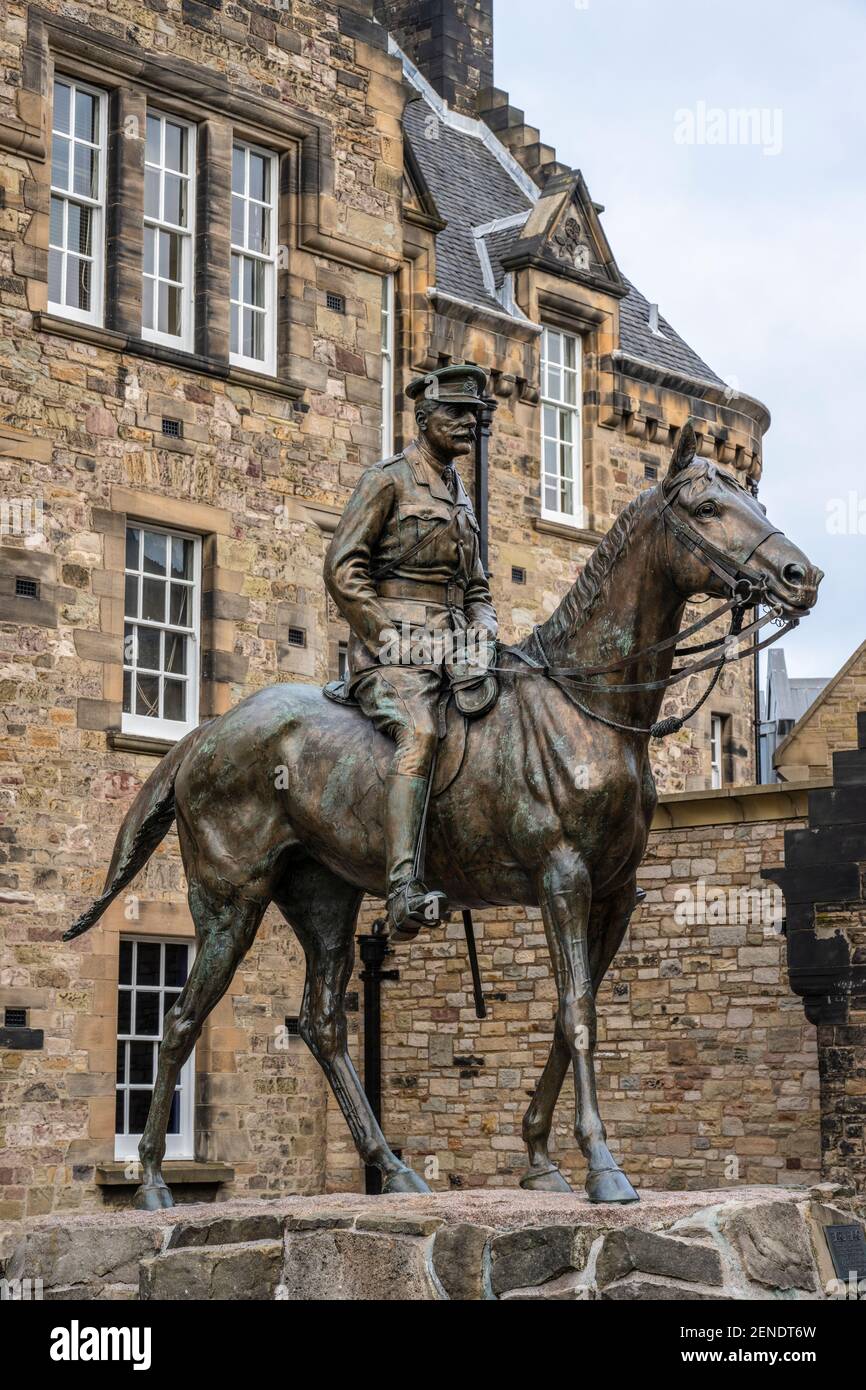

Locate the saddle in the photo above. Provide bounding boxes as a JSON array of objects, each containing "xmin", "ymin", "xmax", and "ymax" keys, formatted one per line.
[{"xmin": 323, "ymin": 655, "xmax": 497, "ymax": 799}]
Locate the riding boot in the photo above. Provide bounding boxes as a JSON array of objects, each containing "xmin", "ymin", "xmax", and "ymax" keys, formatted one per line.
[{"xmin": 384, "ymin": 772, "xmax": 447, "ymax": 942}]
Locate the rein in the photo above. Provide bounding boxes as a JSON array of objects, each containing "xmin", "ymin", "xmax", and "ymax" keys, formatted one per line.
[{"xmin": 495, "ymin": 475, "xmax": 801, "ymax": 740}]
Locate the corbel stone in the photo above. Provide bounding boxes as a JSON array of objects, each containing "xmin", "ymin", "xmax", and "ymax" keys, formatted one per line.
[
  {"xmin": 490, "ymin": 371, "xmax": 516, "ymax": 398},
  {"xmin": 516, "ymin": 377, "xmax": 538, "ymax": 405}
]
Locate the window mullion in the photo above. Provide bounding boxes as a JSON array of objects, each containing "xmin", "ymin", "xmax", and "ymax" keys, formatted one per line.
[
  {"xmin": 196, "ymin": 117, "xmax": 232, "ymax": 362},
  {"xmin": 106, "ymin": 87, "xmax": 145, "ymax": 335}
]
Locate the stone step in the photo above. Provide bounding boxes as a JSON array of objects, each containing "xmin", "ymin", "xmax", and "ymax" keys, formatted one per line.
[
  {"xmin": 498, "ymin": 123, "xmax": 541, "ymax": 150},
  {"xmin": 482, "ymin": 104, "xmax": 525, "ymax": 133},
  {"xmin": 476, "ymin": 85, "xmax": 511, "ymax": 113}
]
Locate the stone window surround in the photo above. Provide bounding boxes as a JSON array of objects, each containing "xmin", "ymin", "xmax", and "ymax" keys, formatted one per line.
[
  {"xmin": 42, "ymin": 66, "xmax": 296, "ymax": 385},
  {"xmin": 229, "ymin": 139, "xmax": 280, "ymax": 377},
  {"xmin": 84, "ymin": 487, "xmax": 244, "ymax": 758},
  {"xmin": 121, "ymin": 521, "xmax": 203, "ymax": 744},
  {"xmin": 17, "ymin": 8, "xmax": 402, "ymax": 396},
  {"xmin": 141, "ymin": 108, "xmax": 198, "ymax": 356},
  {"xmin": 539, "ymin": 323, "xmax": 583, "ymax": 529},
  {"xmin": 114, "ymin": 933, "xmax": 196, "ymax": 1161},
  {"xmin": 47, "ymin": 74, "xmax": 108, "ymax": 328},
  {"xmin": 73, "ymin": 897, "xmax": 238, "ymax": 1183},
  {"xmin": 532, "ymin": 285, "xmax": 614, "ymax": 542}
]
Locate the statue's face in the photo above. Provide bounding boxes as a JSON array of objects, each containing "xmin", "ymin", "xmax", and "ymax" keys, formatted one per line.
[{"xmin": 422, "ymin": 403, "xmax": 478, "ymax": 459}]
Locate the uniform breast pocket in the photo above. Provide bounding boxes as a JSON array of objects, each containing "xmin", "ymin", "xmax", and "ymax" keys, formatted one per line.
[{"xmin": 397, "ymin": 504, "xmax": 451, "ymax": 548}]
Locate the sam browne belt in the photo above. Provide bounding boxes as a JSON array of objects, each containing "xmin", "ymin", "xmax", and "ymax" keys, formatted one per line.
[{"xmin": 378, "ymin": 577, "xmax": 465, "ymax": 609}]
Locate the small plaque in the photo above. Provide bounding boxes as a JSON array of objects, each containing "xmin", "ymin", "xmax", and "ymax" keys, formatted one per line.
[
  {"xmin": 824, "ymin": 1223, "xmax": 866, "ymax": 1282},
  {"xmin": 0, "ymin": 1026, "xmax": 43, "ymax": 1051}
]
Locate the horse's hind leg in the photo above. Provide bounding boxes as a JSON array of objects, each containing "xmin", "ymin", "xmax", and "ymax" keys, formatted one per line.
[
  {"xmin": 520, "ymin": 1020, "xmax": 573, "ymax": 1192},
  {"xmin": 276, "ymin": 859, "xmax": 431, "ymax": 1194},
  {"xmin": 134, "ymin": 883, "xmax": 266, "ymax": 1211}
]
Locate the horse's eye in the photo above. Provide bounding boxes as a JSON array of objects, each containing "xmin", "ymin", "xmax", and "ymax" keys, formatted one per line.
[{"xmin": 695, "ymin": 502, "xmax": 718, "ymax": 520}]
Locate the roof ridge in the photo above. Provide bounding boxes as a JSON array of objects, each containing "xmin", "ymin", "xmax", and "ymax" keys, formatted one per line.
[{"xmin": 388, "ymin": 35, "xmax": 540, "ymax": 206}]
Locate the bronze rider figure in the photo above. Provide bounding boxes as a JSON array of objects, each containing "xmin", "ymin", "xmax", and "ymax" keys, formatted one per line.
[{"xmin": 324, "ymin": 364, "xmax": 498, "ymax": 942}]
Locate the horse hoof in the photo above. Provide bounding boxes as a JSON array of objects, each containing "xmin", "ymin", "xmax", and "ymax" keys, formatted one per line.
[
  {"xmin": 132, "ymin": 1181, "xmax": 175, "ymax": 1211},
  {"xmin": 585, "ymin": 1167, "xmax": 639, "ymax": 1204},
  {"xmin": 382, "ymin": 1166, "xmax": 431, "ymax": 1195},
  {"xmin": 519, "ymin": 1165, "xmax": 574, "ymax": 1194}
]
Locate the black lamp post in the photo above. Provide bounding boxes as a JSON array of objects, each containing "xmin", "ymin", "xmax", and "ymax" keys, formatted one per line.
[{"xmin": 358, "ymin": 921, "xmax": 399, "ymax": 1194}]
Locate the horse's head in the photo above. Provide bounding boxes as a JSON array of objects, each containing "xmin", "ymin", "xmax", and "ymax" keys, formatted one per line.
[{"xmin": 660, "ymin": 422, "xmax": 822, "ymax": 617}]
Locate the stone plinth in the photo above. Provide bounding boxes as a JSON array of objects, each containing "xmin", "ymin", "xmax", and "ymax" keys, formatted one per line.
[{"xmin": 3, "ymin": 1185, "xmax": 864, "ymax": 1301}]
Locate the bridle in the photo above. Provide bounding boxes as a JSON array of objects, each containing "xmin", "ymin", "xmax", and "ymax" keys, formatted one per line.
[{"xmin": 497, "ymin": 465, "xmax": 804, "ymax": 739}]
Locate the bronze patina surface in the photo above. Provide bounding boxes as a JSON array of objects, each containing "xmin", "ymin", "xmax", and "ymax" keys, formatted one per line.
[
  {"xmin": 323, "ymin": 364, "xmax": 497, "ymax": 939},
  {"xmin": 65, "ymin": 420, "xmax": 821, "ymax": 1211}
]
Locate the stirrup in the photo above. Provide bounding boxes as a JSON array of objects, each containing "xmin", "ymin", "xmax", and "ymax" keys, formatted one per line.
[{"xmin": 387, "ymin": 880, "xmax": 448, "ymax": 942}]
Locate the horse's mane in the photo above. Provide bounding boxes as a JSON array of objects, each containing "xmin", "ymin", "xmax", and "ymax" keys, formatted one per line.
[{"xmin": 526, "ymin": 487, "xmax": 653, "ymax": 656}]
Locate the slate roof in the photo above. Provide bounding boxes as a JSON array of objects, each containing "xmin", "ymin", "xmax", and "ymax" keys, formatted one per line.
[
  {"xmin": 618, "ymin": 279, "xmax": 725, "ymax": 386},
  {"xmin": 403, "ymin": 87, "xmax": 726, "ymax": 386},
  {"xmin": 404, "ymin": 96, "xmax": 530, "ymax": 311}
]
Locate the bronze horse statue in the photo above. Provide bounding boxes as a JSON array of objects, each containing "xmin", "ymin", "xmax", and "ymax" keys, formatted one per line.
[{"xmin": 65, "ymin": 424, "xmax": 821, "ymax": 1209}]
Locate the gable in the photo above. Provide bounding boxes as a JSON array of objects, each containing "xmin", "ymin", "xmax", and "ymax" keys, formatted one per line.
[
  {"xmin": 502, "ymin": 170, "xmax": 626, "ymax": 297},
  {"xmin": 774, "ymin": 637, "xmax": 866, "ymax": 780}
]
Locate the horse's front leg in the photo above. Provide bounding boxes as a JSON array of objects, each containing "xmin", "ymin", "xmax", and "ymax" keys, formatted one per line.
[
  {"xmin": 521, "ymin": 875, "xmax": 640, "ymax": 1193},
  {"xmin": 536, "ymin": 849, "xmax": 638, "ymax": 1204}
]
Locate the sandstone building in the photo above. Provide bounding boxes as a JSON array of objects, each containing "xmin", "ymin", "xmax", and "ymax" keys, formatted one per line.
[{"xmin": 0, "ymin": 0, "xmax": 835, "ymax": 1221}]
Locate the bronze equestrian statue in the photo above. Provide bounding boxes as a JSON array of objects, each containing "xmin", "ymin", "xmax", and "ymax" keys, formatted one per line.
[
  {"xmin": 323, "ymin": 365, "xmax": 497, "ymax": 941},
  {"xmin": 65, "ymin": 391, "xmax": 821, "ymax": 1211}
]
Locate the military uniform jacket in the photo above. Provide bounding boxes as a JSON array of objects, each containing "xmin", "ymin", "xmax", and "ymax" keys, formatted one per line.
[{"xmin": 324, "ymin": 441, "xmax": 498, "ymax": 686}]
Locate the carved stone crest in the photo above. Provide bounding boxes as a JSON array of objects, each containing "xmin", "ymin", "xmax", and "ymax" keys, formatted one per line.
[{"xmin": 552, "ymin": 214, "xmax": 590, "ymax": 271}]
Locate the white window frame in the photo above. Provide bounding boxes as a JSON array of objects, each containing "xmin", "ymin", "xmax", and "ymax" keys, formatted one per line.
[
  {"xmin": 48, "ymin": 75, "xmax": 107, "ymax": 327},
  {"xmin": 380, "ymin": 273, "xmax": 396, "ymax": 456},
  {"xmin": 710, "ymin": 713, "xmax": 724, "ymax": 789},
  {"xmin": 230, "ymin": 140, "xmax": 278, "ymax": 375},
  {"xmin": 122, "ymin": 522, "xmax": 201, "ymax": 742},
  {"xmin": 540, "ymin": 325, "xmax": 585, "ymax": 528},
  {"xmin": 142, "ymin": 111, "xmax": 196, "ymax": 352},
  {"xmin": 115, "ymin": 936, "xmax": 195, "ymax": 1161}
]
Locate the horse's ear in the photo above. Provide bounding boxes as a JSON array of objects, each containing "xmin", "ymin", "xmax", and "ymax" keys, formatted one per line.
[{"xmin": 666, "ymin": 420, "xmax": 697, "ymax": 482}]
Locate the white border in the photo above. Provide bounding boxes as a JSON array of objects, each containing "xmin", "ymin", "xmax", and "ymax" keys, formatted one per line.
[
  {"xmin": 121, "ymin": 523, "xmax": 202, "ymax": 743},
  {"xmin": 229, "ymin": 140, "xmax": 278, "ymax": 376},
  {"xmin": 114, "ymin": 936, "xmax": 195, "ymax": 1162},
  {"xmin": 380, "ymin": 272, "xmax": 395, "ymax": 457},
  {"xmin": 540, "ymin": 325, "xmax": 586, "ymax": 529},
  {"xmin": 47, "ymin": 74, "xmax": 107, "ymax": 328},
  {"xmin": 141, "ymin": 111, "xmax": 197, "ymax": 354}
]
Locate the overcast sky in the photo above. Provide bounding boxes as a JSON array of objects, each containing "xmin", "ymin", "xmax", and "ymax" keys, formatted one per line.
[{"xmin": 495, "ymin": 0, "xmax": 866, "ymax": 682}]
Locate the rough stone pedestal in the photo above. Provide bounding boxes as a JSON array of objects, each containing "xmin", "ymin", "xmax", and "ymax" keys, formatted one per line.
[{"xmin": 3, "ymin": 1185, "xmax": 864, "ymax": 1301}]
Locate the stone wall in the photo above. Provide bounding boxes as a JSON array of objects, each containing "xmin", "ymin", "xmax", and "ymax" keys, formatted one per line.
[
  {"xmin": 774, "ymin": 639, "xmax": 866, "ymax": 782},
  {"xmin": 326, "ymin": 785, "xmax": 822, "ymax": 1196},
  {"xmin": 0, "ymin": 0, "xmax": 406, "ymax": 1220},
  {"xmin": 0, "ymin": 0, "xmax": 765, "ymax": 1222},
  {"xmin": 374, "ymin": 0, "xmax": 494, "ymax": 116}
]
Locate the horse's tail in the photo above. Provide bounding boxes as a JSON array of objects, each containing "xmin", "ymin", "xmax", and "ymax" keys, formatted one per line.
[{"xmin": 63, "ymin": 723, "xmax": 212, "ymax": 942}]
